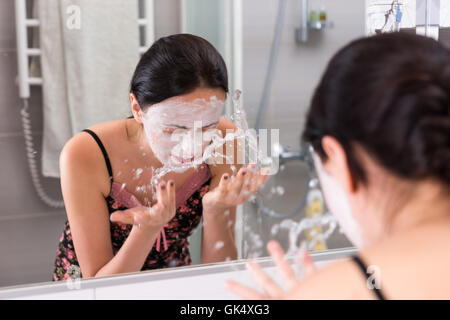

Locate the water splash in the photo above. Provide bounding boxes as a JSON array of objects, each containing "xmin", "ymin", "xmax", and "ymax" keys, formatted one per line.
[
  {"xmin": 269, "ymin": 213, "xmax": 337, "ymax": 256},
  {"xmin": 126, "ymin": 89, "xmax": 339, "ymax": 264},
  {"xmin": 148, "ymin": 89, "xmax": 273, "ymax": 200},
  {"xmin": 270, "ymin": 185, "xmax": 285, "ymax": 196}
]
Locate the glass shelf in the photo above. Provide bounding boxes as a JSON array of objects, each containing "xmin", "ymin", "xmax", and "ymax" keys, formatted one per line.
[{"xmin": 307, "ymin": 21, "xmax": 334, "ymax": 30}]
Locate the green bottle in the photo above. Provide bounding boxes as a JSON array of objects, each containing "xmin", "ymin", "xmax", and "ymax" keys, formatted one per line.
[{"xmin": 309, "ymin": 10, "xmax": 317, "ymax": 23}]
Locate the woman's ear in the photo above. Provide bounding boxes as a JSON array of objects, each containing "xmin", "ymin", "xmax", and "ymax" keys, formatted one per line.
[
  {"xmin": 130, "ymin": 93, "xmax": 144, "ymax": 124},
  {"xmin": 321, "ymin": 136, "xmax": 357, "ymax": 194}
]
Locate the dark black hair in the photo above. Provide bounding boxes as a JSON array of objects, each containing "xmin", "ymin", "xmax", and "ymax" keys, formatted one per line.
[
  {"xmin": 129, "ymin": 33, "xmax": 228, "ymax": 114},
  {"xmin": 302, "ymin": 32, "xmax": 450, "ymax": 186}
]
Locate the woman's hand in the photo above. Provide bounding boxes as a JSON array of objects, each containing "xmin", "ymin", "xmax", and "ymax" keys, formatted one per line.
[
  {"xmin": 202, "ymin": 163, "xmax": 270, "ymax": 212},
  {"xmin": 224, "ymin": 241, "xmax": 317, "ymax": 299},
  {"xmin": 109, "ymin": 180, "xmax": 176, "ymax": 232}
]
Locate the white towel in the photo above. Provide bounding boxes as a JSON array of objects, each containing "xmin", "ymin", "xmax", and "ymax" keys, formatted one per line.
[{"xmin": 35, "ymin": 0, "xmax": 140, "ymax": 178}]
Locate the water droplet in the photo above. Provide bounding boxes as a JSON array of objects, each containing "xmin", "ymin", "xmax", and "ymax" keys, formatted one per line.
[
  {"xmin": 275, "ymin": 186, "xmax": 285, "ymax": 195},
  {"xmin": 135, "ymin": 168, "xmax": 143, "ymax": 179},
  {"xmin": 168, "ymin": 259, "xmax": 178, "ymax": 267},
  {"xmin": 214, "ymin": 241, "xmax": 224, "ymax": 250},
  {"xmin": 271, "ymin": 224, "xmax": 280, "ymax": 235},
  {"xmin": 309, "ymin": 178, "xmax": 319, "ymax": 189}
]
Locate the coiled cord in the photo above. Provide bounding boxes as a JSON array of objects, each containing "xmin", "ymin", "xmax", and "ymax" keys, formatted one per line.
[{"xmin": 20, "ymin": 98, "xmax": 65, "ymax": 208}]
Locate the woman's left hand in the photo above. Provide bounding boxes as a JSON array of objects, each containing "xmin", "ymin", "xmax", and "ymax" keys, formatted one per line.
[
  {"xmin": 224, "ymin": 241, "xmax": 317, "ymax": 299},
  {"xmin": 202, "ymin": 163, "xmax": 269, "ymax": 212}
]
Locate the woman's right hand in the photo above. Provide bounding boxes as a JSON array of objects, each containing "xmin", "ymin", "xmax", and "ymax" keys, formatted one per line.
[
  {"xmin": 109, "ymin": 180, "xmax": 176, "ymax": 232},
  {"xmin": 225, "ymin": 241, "xmax": 317, "ymax": 299}
]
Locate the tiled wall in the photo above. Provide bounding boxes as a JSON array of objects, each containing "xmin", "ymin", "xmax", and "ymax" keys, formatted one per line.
[{"xmin": 242, "ymin": 0, "xmax": 366, "ymax": 143}]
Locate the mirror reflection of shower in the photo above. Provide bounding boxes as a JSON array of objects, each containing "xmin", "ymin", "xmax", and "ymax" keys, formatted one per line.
[{"xmin": 244, "ymin": 0, "xmax": 342, "ymax": 259}]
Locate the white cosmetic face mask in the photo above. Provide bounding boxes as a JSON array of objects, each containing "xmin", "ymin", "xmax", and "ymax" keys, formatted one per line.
[
  {"xmin": 142, "ymin": 96, "xmax": 224, "ymax": 168},
  {"xmin": 312, "ymin": 152, "xmax": 364, "ymax": 248}
]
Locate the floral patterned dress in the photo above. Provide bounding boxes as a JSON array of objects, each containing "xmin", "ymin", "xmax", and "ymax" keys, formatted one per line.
[{"xmin": 52, "ymin": 129, "xmax": 212, "ymax": 281}]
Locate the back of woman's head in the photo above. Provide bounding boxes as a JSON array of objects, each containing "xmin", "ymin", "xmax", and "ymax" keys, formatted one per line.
[
  {"xmin": 303, "ymin": 32, "xmax": 450, "ymax": 187},
  {"xmin": 130, "ymin": 33, "xmax": 228, "ymax": 109}
]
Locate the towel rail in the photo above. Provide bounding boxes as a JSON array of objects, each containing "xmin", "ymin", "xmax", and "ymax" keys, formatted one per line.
[
  {"xmin": 15, "ymin": 0, "xmax": 155, "ymax": 99},
  {"xmin": 14, "ymin": 0, "xmax": 156, "ymax": 208}
]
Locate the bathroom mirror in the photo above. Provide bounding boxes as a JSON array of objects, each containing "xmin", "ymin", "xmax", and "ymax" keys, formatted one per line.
[{"xmin": 2, "ymin": 0, "xmax": 449, "ymax": 291}]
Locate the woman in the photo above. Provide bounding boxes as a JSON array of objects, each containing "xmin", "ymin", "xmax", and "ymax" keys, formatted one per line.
[
  {"xmin": 226, "ymin": 32, "xmax": 450, "ymax": 299},
  {"xmin": 53, "ymin": 34, "xmax": 268, "ymax": 280}
]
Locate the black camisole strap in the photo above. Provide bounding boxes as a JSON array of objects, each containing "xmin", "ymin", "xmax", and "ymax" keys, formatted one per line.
[
  {"xmin": 81, "ymin": 129, "xmax": 113, "ymax": 186},
  {"xmin": 351, "ymin": 254, "xmax": 387, "ymax": 300}
]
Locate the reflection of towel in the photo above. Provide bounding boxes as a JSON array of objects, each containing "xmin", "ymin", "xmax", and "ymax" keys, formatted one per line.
[{"xmin": 34, "ymin": 0, "xmax": 140, "ymax": 177}]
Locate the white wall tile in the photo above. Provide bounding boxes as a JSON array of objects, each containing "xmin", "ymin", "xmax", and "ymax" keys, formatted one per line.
[
  {"xmin": 0, "ymin": 213, "xmax": 67, "ymax": 287},
  {"xmin": 0, "ymin": 0, "xmax": 16, "ymax": 50}
]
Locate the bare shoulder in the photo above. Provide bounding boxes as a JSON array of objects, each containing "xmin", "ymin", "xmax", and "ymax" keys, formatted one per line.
[
  {"xmin": 287, "ymin": 256, "xmax": 375, "ymax": 299},
  {"xmin": 59, "ymin": 119, "xmax": 126, "ymax": 196},
  {"xmin": 60, "ymin": 131, "xmax": 100, "ymax": 173},
  {"xmin": 357, "ymin": 221, "xmax": 450, "ymax": 299}
]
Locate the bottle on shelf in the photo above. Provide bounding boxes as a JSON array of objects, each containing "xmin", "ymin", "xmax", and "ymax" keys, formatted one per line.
[
  {"xmin": 309, "ymin": 8, "xmax": 318, "ymax": 24},
  {"xmin": 319, "ymin": 5, "xmax": 327, "ymax": 23}
]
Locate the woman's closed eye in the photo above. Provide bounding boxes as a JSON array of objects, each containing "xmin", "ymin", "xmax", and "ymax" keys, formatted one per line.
[
  {"xmin": 202, "ymin": 124, "xmax": 218, "ymax": 132},
  {"xmin": 162, "ymin": 126, "xmax": 189, "ymax": 134},
  {"xmin": 162, "ymin": 123, "xmax": 218, "ymax": 134}
]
